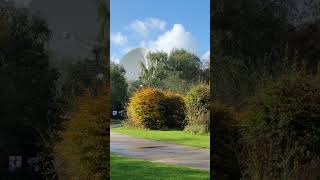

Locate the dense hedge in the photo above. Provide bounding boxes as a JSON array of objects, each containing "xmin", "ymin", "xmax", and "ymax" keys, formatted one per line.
[
  {"xmin": 239, "ymin": 72, "xmax": 320, "ymax": 179},
  {"xmin": 184, "ymin": 83, "xmax": 210, "ymax": 134},
  {"xmin": 163, "ymin": 91, "xmax": 186, "ymax": 129},
  {"xmin": 127, "ymin": 88, "xmax": 186, "ymax": 130},
  {"xmin": 185, "ymin": 83, "xmax": 210, "ymax": 109}
]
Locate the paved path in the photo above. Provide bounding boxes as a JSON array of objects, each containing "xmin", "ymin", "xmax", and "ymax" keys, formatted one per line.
[{"xmin": 110, "ymin": 131, "xmax": 210, "ymax": 171}]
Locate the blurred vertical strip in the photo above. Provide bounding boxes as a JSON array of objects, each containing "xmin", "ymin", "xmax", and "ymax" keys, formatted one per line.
[
  {"xmin": 98, "ymin": 0, "xmax": 110, "ymax": 178},
  {"xmin": 210, "ymin": 0, "xmax": 214, "ymax": 179}
]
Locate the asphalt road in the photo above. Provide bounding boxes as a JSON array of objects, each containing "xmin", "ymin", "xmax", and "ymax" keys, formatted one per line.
[{"xmin": 110, "ymin": 131, "xmax": 210, "ymax": 171}]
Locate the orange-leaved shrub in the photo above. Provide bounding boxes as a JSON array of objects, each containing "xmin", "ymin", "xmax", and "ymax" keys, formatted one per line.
[{"xmin": 127, "ymin": 88, "xmax": 186, "ymax": 130}]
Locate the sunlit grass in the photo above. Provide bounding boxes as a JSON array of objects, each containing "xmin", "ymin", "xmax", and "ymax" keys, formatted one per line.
[
  {"xmin": 111, "ymin": 127, "xmax": 209, "ymax": 148},
  {"xmin": 111, "ymin": 153, "xmax": 209, "ymax": 180}
]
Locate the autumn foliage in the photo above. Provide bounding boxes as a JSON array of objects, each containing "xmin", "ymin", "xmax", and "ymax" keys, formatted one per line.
[
  {"xmin": 127, "ymin": 88, "xmax": 186, "ymax": 130},
  {"xmin": 54, "ymin": 92, "xmax": 109, "ymax": 180}
]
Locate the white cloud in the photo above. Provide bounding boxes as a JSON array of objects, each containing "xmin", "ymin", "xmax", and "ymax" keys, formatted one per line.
[
  {"xmin": 146, "ymin": 24, "xmax": 197, "ymax": 55},
  {"xmin": 111, "ymin": 55, "xmax": 120, "ymax": 64},
  {"xmin": 130, "ymin": 18, "xmax": 166, "ymax": 37},
  {"xmin": 148, "ymin": 18, "xmax": 166, "ymax": 31},
  {"xmin": 115, "ymin": 22, "xmax": 199, "ymax": 63},
  {"xmin": 111, "ymin": 32, "xmax": 128, "ymax": 46}
]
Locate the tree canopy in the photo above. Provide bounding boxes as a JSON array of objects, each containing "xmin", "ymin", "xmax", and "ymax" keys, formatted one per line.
[
  {"xmin": 140, "ymin": 49, "xmax": 205, "ymax": 94},
  {"xmin": 111, "ymin": 63, "xmax": 128, "ymax": 111}
]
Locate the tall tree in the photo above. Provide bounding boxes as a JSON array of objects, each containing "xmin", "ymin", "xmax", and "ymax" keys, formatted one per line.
[
  {"xmin": 167, "ymin": 49, "xmax": 201, "ymax": 80},
  {"xmin": 111, "ymin": 63, "xmax": 128, "ymax": 111},
  {"xmin": 140, "ymin": 49, "xmax": 202, "ymax": 93},
  {"xmin": 140, "ymin": 51, "xmax": 168, "ymax": 88},
  {"xmin": 0, "ymin": 6, "xmax": 59, "ymax": 178}
]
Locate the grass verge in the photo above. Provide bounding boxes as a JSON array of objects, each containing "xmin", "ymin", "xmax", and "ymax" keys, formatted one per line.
[
  {"xmin": 111, "ymin": 153, "xmax": 209, "ymax": 180},
  {"xmin": 111, "ymin": 127, "xmax": 209, "ymax": 148}
]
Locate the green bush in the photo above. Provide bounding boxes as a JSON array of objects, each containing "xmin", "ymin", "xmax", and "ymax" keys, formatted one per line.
[
  {"xmin": 127, "ymin": 88, "xmax": 186, "ymax": 130},
  {"xmin": 239, "ymin": 71, "xmax": 320, "ymax": 179},
  {"xmin": 184, "ymin": 83, "xmax": 210, "ymax": 134},
  {"xmin": 163, "ymin": 91, "xmax": 187, "ymax": 129}
]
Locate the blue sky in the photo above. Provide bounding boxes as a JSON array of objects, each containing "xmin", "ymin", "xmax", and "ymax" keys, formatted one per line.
[{"xmin": 111, "ymin": 0, "xmax": 210, "ymax": 63}]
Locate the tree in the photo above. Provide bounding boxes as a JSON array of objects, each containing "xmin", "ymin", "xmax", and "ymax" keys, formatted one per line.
[
  {"xmin": 167, "ymin": 49, "xmax": 202, "ymax": 80},
  {"xmin": 161, "ymin": 71, "xmax": 191, "ymax": 94},
  {"xmin": 61, "ymin": 57, "xmax": 106, "ymax": 99},
  {"xmin": 212, "ymin": 0, "xmax": 291, "ymax": 60},
  {"xmin": 140, "ymin": 49, "xmax": 202, "ymax": 94},
  {"xmin": 0, "ymin": 6, "xmax": 60, "ymax": 178},
  {"xmin": 140, "ymin": 51, "xmax": 168, "ymax": 88},
  {"xmin": 111, "ymin": 63, "xmax": 128, "ymax": 111}
]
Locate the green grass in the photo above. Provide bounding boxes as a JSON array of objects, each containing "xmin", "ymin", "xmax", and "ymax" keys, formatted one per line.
[
  {"xmin": 111, "ymin": 153, "xmax": 209, "ymax": 180},
  {"xmin": 111, "ymin": 127, "xmax": 209, "ymax": 148}
]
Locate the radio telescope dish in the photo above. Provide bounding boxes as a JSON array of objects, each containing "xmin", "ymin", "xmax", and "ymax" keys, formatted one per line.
[{"xmin": 119, "ymin": 48, "xmax": 149, "ymax": 81}]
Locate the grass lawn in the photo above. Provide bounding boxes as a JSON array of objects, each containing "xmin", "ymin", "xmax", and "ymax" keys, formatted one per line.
[
  {"xmin": 111, "ymin": 153, "xmax": 209, "ymax": 180},
  {"xmin": 111, "ymin": 127, "xmax": 209, "ymax": 148}
]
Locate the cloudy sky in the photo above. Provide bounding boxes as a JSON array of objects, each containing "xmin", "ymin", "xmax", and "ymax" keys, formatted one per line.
[{"xmin": 111, "ymin": 0, "xmax": 210, "ymax": 64}]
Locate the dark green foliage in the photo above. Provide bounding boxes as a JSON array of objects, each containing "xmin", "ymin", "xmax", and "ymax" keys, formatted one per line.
[
  {"xmin": 0, "ymin": 6, "xmax": 60, "ymax": 178},
  {"xmin": 163, "ymin": 91, "xmax": 187, "ymax": 129},
  {"xmin": 161, "ymin": 71, "xmax": 192, "ymax": 94},
  {"xmin": 60, "ymin": 56, "xmax": 106, "ymax": 111},
  {"xmin": 140, "ymin": 51, "xmax": 168, "ymax": 88},
  {"xmin": 212, "ymin": 0, "xmax": 320, "ymax": 179},
  {"xmin": 287, "ymin": 21, "xmax": 320, "ymax": 74},
  {"xmin": 212, "ymin": 55, "xmax": 293, "ymax": 108},
  {"xmin": 211, "ymin": 102, "xmax": 241, "ymax": 180},
  {"xmin": 111, "ymin": 63, "xmax": 128, "ymax": 111},
  {"xmin": 239, "ymin": 71, "xmax": 320, "ymax": 179},
  {"xmin": 167, "ymin": 49, "xmax": 201, "ymax": 80},
  {"xmin": 213, "ymin": 0, "xmax": 291, "ymax": 59},
  {"xmin": 140, "ymin": 49, "xmax": 203, "ymax": 94}
]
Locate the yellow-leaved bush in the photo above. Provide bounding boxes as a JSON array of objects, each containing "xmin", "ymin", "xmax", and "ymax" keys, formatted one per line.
[
  {"xmin": 127, "ymin": 88, "xmax": 186, "ymax": 130},
  {"xmin": 54, "ymin": 90, "xmax": 109, "ymax": 180}
]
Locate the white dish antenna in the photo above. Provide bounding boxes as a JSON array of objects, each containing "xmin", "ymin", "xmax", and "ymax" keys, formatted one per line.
[{"xmin": 119, "ymin": 48, "xmax": 149, "ymax": 81}]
